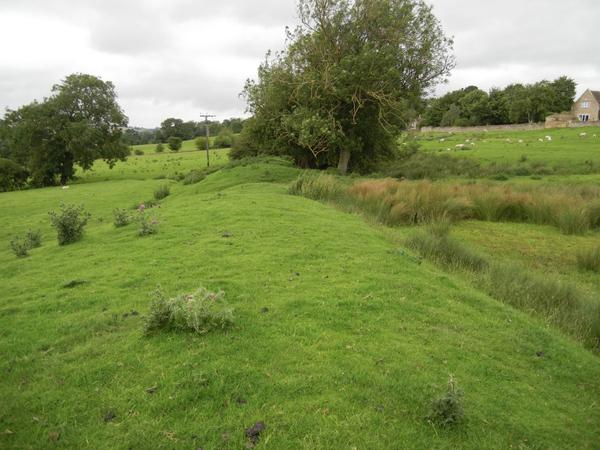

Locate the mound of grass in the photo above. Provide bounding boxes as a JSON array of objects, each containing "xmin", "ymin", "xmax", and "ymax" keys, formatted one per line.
[{"xmin": 577, "ymin": 246, "xmax": 600, "ymax": 273}]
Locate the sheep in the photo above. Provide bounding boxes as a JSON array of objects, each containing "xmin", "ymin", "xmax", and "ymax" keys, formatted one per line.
[
  {"xmin": 545, "ymin": 136, "xmax": 552, "ymax": 141},
  {"xmin": 580, "ymin": 132, "xmax": 587, "ymax": 137}
]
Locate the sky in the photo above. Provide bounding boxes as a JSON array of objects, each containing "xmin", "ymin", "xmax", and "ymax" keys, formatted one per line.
[{"xmin": 0, "ymin": 0, "xmax": 599, "ymax": 128}]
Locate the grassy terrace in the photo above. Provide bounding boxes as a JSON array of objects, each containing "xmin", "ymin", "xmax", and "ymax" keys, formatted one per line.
[{"xmin": 1, "ymin": 131, "xmax": 600, "ymax": 448}]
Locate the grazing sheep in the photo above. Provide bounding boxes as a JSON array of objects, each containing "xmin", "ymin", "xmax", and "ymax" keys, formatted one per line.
[
  {"xmin": 518, "ymin": 139, "xmax": 524, "ymax": 144},
  {"xmin": 545, "ymin": 136, "xmax": 552, "ymax": 141},
  {"xmin": 62, "ymin": 186, "xmax": 70, "ymax": 190},
  {"xmin": 455, "ymin": 144, "xmax": 465, "ymax": 149},
  {"xmin": 538, "ymin": 138, "xmax": 544, "ymax": 142},
  {"xmin": 580, "ymin": 132, "xmax": 587, "ymax": 137}
]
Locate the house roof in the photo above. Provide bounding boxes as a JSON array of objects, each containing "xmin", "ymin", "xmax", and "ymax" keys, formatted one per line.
[{"xmin": 592, "ymin": 91, "xmax": 600, "ymax": 104}]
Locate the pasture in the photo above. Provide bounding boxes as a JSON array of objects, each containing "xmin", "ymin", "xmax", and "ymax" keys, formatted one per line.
[
  {"xmin": 1, "ymin": 129, "xmax": 600, "ymax": 449},
  {"xmin": 418, "ymin": 126, "xmax": 600, "ymax": 175}
]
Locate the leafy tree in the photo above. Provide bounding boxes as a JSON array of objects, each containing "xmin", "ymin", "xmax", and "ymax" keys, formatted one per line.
[
  {"xmin": 156, "ymin": 143, "xmax": 165, "ymax": 153},
  {"xmin": 160, "ymin": 118, "xmax": 185, "ymax": 142},
  {"xmin": 0, "ymin": 158, "xmax": 29, "ymax": 191},
  {"xmin": 167, "ymin": 136, "xmax": 182, "ymax": 151},
  {"xmin": 1, "ymin": 74, "xmax": 128, "ymax": 185},
  {"xmin": 195, "ymin": 136, "xmax": 210, "ymax": 151},
  {"xmin": 240, "ymin": 0, "xmax": 454, "ymax": 174}
]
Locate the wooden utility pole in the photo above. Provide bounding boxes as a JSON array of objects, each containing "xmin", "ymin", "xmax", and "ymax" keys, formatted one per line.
[{"xmin": 200, "ymin": 113, "xmax": 216, "ymax": 167}]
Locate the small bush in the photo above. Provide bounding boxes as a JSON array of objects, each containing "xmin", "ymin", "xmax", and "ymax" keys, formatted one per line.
[
  {"xmin": 154, "ymin": 184, "xmax": 170, "ymax": 200},
  {"xmin": 49, "ymin": 204, "xmax": 91, "ymax": 245},
  {"xmin": 428, "ymin": 376, "xmax": 464, "ymax": 427},
  {"xmin": 25, "ymin": 230, "xmax": 42, "ymax": 248},
  {"xmin": 576, "ymin": 247, "xmax": 600, "ymax": 273},
  {"xmin": 134, "ymin": 149, "xmax": 144, "ymax": 156},
  {"xmin": 10, "ymin": 236, "xmax": 30, "ymax": 258},
  {"xmin": 168, "ymin": 136, "xmax": 182, "ymax": 152},
  {"xmin": 137, "ymin": 209, "xmax": 158, "ymax": 236},
  {"xmin": 195, "ymin": 136, "xmax": 210, "ymax": 151},
  {"xmin": 144, "ymin": 286, "xmax": 234, "ymax": 335},
  {"xmin": 156, "ymin": 143, "xmax": 165, "ymax": 153},
  {"xmin": 113, "ymin": 209, "xmax": 131, "ymax": 228}
]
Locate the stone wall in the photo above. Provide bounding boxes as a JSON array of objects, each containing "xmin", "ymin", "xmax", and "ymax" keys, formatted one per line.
[
  {"xmin": 419, "ymin": 123, "xmax": 545, "ymax": 133},
  {"xmin": 420, "ymin": 121, "xmax": 600, "ymax": 133}
]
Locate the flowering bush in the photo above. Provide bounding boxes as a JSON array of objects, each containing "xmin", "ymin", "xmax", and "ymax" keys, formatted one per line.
[
  {"xmin": 144, "ymin": 286, "xmax": 234, "ymax": 335},
  {"xmin": 49, "ymin": 203, "xmax": 91, "ymax": 245}
]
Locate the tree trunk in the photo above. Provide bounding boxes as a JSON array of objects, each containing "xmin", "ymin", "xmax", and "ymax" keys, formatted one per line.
[{"xmin": 337, "ymin": 149, "xmax": 350, "ymax": 175}]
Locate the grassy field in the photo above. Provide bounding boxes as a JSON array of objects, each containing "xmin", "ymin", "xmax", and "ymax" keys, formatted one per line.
[
  {"xmin": 2, "ymin": 131, "xmax": 600, "ymax": 448},
  {"xmin": 130, "ymin": 137, "xmax": 218, "ymax": 155},
  {"xmin": 418, "ymin": 126, "xmax": 600, "ymax": 174}
]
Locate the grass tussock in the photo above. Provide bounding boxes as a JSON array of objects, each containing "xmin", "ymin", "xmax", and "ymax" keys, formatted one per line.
[
  {"xmin": 576, "ymin": 247, "xmax": 600, "ymax": 273},
  {"xmin": 291, "ymin": 173, "xmax": 600, "ymax": 234},
  {"xmin": 144, "ymin": 287, "xmax": 234, "ymax": 335}
]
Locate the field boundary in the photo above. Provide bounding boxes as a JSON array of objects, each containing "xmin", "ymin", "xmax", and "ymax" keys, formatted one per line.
[{"xmin": 419, "ymin": 121, "xmax": 600, "ymax": 133}]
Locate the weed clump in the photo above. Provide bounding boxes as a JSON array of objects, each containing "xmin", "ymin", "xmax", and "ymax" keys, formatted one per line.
[
  {"xmin": 427, "ymin": 376, "xmax": 464, "ymax": 427},
  {"xmin": 25, "ymin": 230, "xmax": 42, "ymax": 248},
  {"xmin": 136, "ymin": 205, "xmax": 158, "ymax": 236},
  {"xmin": 49, "ymin": 204, "xmax": 90, "ymax": 245},
  {"xmin": 154, "ymin": 185, "xmax": 170, "ymax": 200},
  {"xmin": 113, "ymin": 209, "xmax": 131, "ymax": 228},
  {"xmin": 576, "ymin": 247, "xmax": 600, "ymax": 273},
  {"xmin": 144, "ymin": 286, "xmax": 234, "ymax": 335},
  {"xmin": 10, "ymin": 236, "xmax": 30, "ymax": 258}
]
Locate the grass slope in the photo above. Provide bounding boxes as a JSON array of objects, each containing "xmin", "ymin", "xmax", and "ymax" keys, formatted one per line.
[{"xmin": 1, "ymin": 161, "xmax": 599, "ymax": 448}]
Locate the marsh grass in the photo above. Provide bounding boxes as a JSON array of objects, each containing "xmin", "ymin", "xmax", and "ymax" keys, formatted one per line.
[
  {"xmin": 405, "ymin": 223, "xmax": 600, "ymax": 349},
  {"xmin": 576, "ymin": 247, "xmax": 600, "ymax": 273},
  {"xmin": 291, "ymin": 174, "xmax": 600, "ymax": 234}
]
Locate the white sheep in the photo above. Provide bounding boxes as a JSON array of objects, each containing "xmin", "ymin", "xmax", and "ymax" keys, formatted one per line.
[
  {"xmin": 62, "ymin": 186, "xmax": 70, "ymax": 190},
  {"xmin": 518, "ymin": 139, "xmax": 524, "ymax": 144},
  {"xmin": 580, "ymin": 132, "xmax": 587, "ymax": 137},
  {"xmin": 545, "ymin": 136, "xmax": 552, "ymax": 141},
  {"xmin": 455, "ymin": 144, "xmax": 465, "ymax": 149},
  {"xmin": 538, "ymin": 138, "xmax": 544, "ymax": 142}
]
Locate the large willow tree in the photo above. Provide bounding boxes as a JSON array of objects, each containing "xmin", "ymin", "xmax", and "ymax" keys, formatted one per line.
[{"xmin": 239, "ymin": 0, "xmax": 454, "ymax": 174}]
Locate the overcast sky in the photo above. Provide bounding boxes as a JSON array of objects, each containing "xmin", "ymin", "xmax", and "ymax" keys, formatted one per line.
[{"xmin": 1, "ymin": 0, "xmax": 599, "ymax": 128}]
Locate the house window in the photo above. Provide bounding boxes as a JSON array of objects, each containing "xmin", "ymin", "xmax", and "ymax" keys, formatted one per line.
[
  {"xmin": 581, "ymin": 101, "xmax": 590, "ymax": 108},
  {"xmin": 579, "ymin": 114, "xmax": 590, "ymax": 122}
]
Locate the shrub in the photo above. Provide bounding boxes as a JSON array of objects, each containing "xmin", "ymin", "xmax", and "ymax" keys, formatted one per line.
[
  {"xmin": 183, "ymin": 169, "xmax": 206, "ymax": 185},
  {"xmin": 10, "ymin": 236, "xmax": 30, "ymax": 258},
  {"xmin": 586, "ymin": 200, "xmax": 600, "ymax": 230},
  {"xmin": 134, "ymin": 149, "xmax": 144, "ymax": 156},
  {"xmin": 167, "ymin": 136, "xmax": 182, "ymax": 152},
  {"xmin": 214, "ymin": 129, "xmax": 235, "ymax": 148},
  {"xmin": 576, "ymin": 247, "xmax": 600, "ymax": 273},
  {"xmin": 195, "ymin": 136, "xmax": 210, "ymax": 151},
  {"xmin": 427, "ymin": 376, "xmax": 464, "ymax": 427},
  {"xmin": 137, "ymin": 207, "xmax": 158, "ymax": 236},
  {"xmin": 25, "ymin": 230, "xmax": 42, "ymax": 248},
  {"xmin": 154, "ymin": 184, "xmax": 170, "ymax": 200},
  {"xmin": 113, "ymin": 209, "xmax": 131, "ymax": 228},
  {"xmin": 143, "ymin": 286, "xmax": 234, "ymax": 335},
  {"xmin": 156, "ymin": 143, "xmax": 165, "ymax": 153},
  {"xmin": 0, "ymin": 158, "xmax": 29, "ymax": 192},
  {"xmin": 48, "ymin": 204, "xmax": 91, "ymax": 245}
]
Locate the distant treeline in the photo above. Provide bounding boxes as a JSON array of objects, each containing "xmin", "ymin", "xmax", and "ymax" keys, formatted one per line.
[
  {"xmin": 422, "ymin": 76, "xmax": 576, "ymax": 127},
  {"xmin": 122, "ymin": 117, "xmax": 245, "ymax": 146}
]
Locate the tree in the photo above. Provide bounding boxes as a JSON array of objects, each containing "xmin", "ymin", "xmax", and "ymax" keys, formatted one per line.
[
  {"xmin": 167, "ymin": 136, "xmax": 182, "ymax": 151},
  {"xmin": 240, "ymin": 0, "xmax": 454, "ymax": 174},
  {"xmin": 159, "ymin": 118, "xmax": 185, "ymax": 142},
  {"xmin": 1, "ymin": 74, "xmax": 128, "ymax": 185}
]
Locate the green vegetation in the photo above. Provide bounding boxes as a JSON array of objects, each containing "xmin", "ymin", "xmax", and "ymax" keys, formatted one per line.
[
  {"xmin": 48, "ymin": 203, "xmax": 91, "ymax": 245},
  {"xmin": 237, "ymin": 0, "xmax": 454, "ymax": 174},
  {"xmin": 1, "ymin": 156, "xmax": 599, "ymax": 448},
  {"xmin": 422, "ymin": 76, "xmax": 576, "ymax": 127}
]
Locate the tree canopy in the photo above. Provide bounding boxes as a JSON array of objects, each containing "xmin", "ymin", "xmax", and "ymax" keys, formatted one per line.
[
  {"xmin": 422, "ymin": 76, "xmax": 577, "ymax": 127},
  {"xmin": 1, "ymin": 74, "xmax": 129, "ymax": 185},
  {"xmin": 236, "ymin": 0, "xmax": 454, "ymax": 174}
]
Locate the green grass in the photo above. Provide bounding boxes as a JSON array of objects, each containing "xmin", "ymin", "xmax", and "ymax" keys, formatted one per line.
[
  {"xmin": 74, "ymin": 148, "xmax": 229, "ymax": 184},
  {"xmin": 130, "ymin": 137, "xmax": 220, "ymax": 155},
  {"xmin": 418, "ymin": 126, "xmax": 600, "ymax": 175},
  {"xmin": 1, "ymin": 158, "xmax": 600, "ymax": 447}
]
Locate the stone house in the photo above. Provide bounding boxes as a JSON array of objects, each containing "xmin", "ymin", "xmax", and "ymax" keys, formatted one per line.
[{"xmin": 572, "ymin": 89, "xmax": 600, "ymax": 122}]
